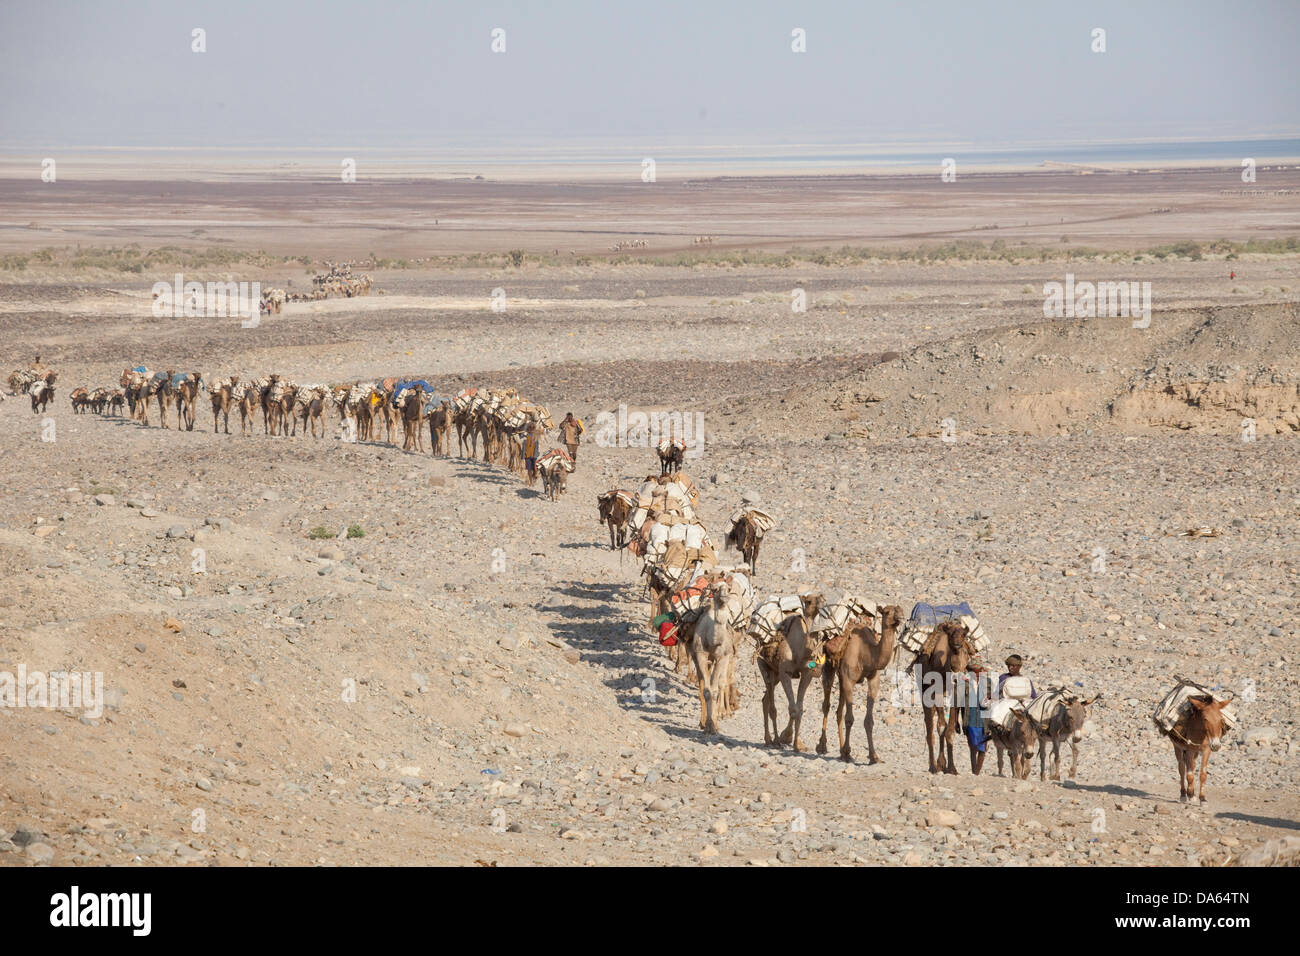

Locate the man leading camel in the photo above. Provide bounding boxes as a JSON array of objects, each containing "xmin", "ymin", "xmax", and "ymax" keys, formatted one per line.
[{"xmin": 560, "ymin": 412, "xmax": 584, "ymax": 463}]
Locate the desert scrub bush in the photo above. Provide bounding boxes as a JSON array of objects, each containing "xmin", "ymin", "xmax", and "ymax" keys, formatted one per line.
[
  {"xmin": 308, "ymin": 526, "xmax": 332, "ymax": 540},
  {"xmin": 347, "ymin": 524, "xmax": 365, "ymax": 539}
]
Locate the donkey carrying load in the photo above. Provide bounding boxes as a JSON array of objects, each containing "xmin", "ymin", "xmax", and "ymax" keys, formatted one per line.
[{"xmin": 1153, "ymin": 677, "xmax": 1236, "ymax": 804}]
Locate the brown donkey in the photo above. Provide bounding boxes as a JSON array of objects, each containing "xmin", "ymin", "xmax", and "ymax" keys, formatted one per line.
[
  {"xmin": 989, "ymin": 706, "xmax": 1037, "ymax": 779},
  {"xmin": 597, "ymin": 490, "xmax": 635, "ymax": 552},
  {"xmin": 918, "ymin": 621, "xmax": 974, "ymax": 774},
  {"xmin": 815, "ymin": 605, "xmax": 904, "ymax": 763},
  {"xmin": 1168, "ymin": 697, "xmax": 1233, "ymax": 804}
]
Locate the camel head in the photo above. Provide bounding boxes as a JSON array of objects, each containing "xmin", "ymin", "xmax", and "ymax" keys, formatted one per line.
[
  {"xmin": 935, "ymin": 621, "xmax": 973, "ymax": 668},
  {"xmin": 1188, "ymin": 697, "xmax": 1230, "ymax": 752},
  {"xmin": 797, "ymin": 592, "xmax": 824, "ymax": 626},
  {"xmin": 880, "ymin": 605, "xmax": 904, "ymax": 638}
]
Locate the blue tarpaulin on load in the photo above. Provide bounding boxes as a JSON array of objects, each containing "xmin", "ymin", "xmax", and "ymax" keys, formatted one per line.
[{"xmin": 908, "ymin": 602, "xmax": 975, "ymax": 627}]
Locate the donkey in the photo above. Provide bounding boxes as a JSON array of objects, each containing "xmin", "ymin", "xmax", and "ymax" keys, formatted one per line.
[
  {"xmin": 30, "ymin": 380, "xmax": 54, "ymax": 413},
  {"xmin": 726, "ymin": 512, "xmax": 764, "ymax": 575},
  {"xmin": 1168, "ymin": 696, "xmax": 1233, "ymax": 804},
  {"xmin": 1034, "ymin": 692, "xmax": 1100, "ymax": 782},
  {"xmin": 918, "ymin": 621, "xmax": 974, "ymax": 774},
  {"xmin": 989, "ymin": 705, "xmax": 1037, "ymax": 779},
  {"xmin": 658, "ymin": 439, "xmax": 685, "ymax": 476},
  {"xmin": 816, "ymin": 605, "xmax": 904, "ymax": 764},
  {"xmin": 538, "ymin": 453, "xmax": 569, "ymax": 501},
  {"xmin": 597, "ymin": 490, "xmax": 635, "ymax": 551}
]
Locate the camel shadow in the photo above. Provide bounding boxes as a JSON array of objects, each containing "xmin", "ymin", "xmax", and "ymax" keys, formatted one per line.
[
  {"xmin": 1214, "ymin": 812, "xmax": 1300, "ymax": 831},
  {"xmin": 553, "ymin": 582, "xmax": 624, "ymax": 601},
  {"xmin": 1059, "ymin": 781, "xmax": 1157, "ymax": 800}
]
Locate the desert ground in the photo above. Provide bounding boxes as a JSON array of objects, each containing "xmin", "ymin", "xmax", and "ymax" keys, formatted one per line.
[{"xmin": 0, "ymin": 167, "xmax": 1298, "ymax": 867}]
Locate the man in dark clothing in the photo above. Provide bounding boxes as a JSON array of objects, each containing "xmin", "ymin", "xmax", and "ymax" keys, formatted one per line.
[{"xmin": 560, "ymin": 412, "xmax": 584, "ymax": 463}]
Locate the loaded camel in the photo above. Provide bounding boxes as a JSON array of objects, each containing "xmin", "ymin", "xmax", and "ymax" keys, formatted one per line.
[
  {"xmin": 756, "ymin": 592, "xmax": 825, "ymax": 752},
  {"xmin": 917, "ymin": 620, "xmax": 974, "ymax": 774},
  {"xmin": 210, "ymin": 377, "xmax": 237, "ymax": 434},
  {"xmin": 685, "ymin": 575, "xmax": 745, "ymax": 735},
  {"xmin": 815, "ymin": 604, "xmax": 904, "ymax": 763},
  {"xmin": 174, "ymin": 372, "xmax": 203, "ymax": 431}
]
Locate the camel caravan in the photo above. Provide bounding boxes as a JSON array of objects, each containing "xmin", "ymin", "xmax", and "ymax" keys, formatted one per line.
[
  {"xmin": 589, "ymin": 452, "xmax": 1150, "ymax": 795},
  {"xmin": 68, "ymin": 366, "xmax": 556, "ymax": 487},
  {"xmin": 8, "ymin": 358, "xmax": 58, "ymax": 413},
  {"xmin": 251, "ymin": 263, "xmax": 375, "ymax": 315},
  {"xmin": 611, "ymin": 239, "xmax": 648, "ymax": 252}
]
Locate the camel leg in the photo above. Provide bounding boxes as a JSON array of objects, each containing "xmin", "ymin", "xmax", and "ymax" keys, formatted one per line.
[
  {"xmin": 816, "ymin": 667, "xmax": 833, "ymax": 755},
  {"xmin": 924, "ymin": 706, "xmax": 939, "ymax": 773},
  {"xmin": 943, "ymin": 706, "xmax": 959, "ymax": 774},
  {"xmin": 864, "ymin": 673, "xmax": 882, "ymax": 764},
  {"xmin": 840, "ymin": 680, "xmax": 855, "ymax": 763},
  {"xmin": 790, "ymin": 672, "xmax": 813, "ymax": 753},
  {"xmin": 1176, "ymin": 746, "xmax": 1188, "ymax": 803},
  {"xmin": 692, "ymin": 645, "xmax": 716, "ymax": 735},
  {"xmin": 778, "ymin": 672, "xmax": 796, "ymax": 747}
]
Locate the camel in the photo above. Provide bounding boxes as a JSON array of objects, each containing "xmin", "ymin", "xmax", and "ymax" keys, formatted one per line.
[
  {"xmin": 109, "ymin": 389, "xmax": 125, "ymax": 416},
  {"xmin": 263, "ymin": 376, "xmax": 298, "ymax": 437},
  {"xmin": 687, "ymin": 576, "xmax": 744, "ymax": 735},
  {"xmin": 989, "ymin": 704, "xmax": 1037, "ymax": 779},
  {"xmin": 426, "ymin": 400, "xmax": 453, "ymax": 456},
  {"xmin": 237, "ymin": 382, "xmax": 262, "ymax": 436},
  {"xmin": 1034, "ymin": 692, "xmax": 1100, "ymax": 782},
  {"xmin": 815, "ymin": 604, "xmax": 904, "ymax": 763},
  {"xmin": 210, "ymin": 377, "xmax": 237, "ymax": 434},
  {"xmin": 370, "ymin": 389, "xmax": 400, "ymax": 445},
  {"xmin": 296, "ymin": 387, "xmax": 329, "ymax": 439},
  {"xmin": 755, "ymin": 593, "xmax": 825, "ymax": 751},
  {"xmin": 174, "ymin": 372, "xmax": 203, "ymax": 431},
  {"xmin": 597, "ymin": 490, "xmax": 635, "ymax": 551},
  {"xmin": 399, "ymin": 387, "xmax": 425, "ymax": 452},
  {"xmin": 153, "ymin": 371, "xmax": 178, "ymax": 428},
  {"xmin": 454, "ymin": 404, "xmax": 477, "ymax": 456},
  {"xmin": 917, "ymin": 621, "xmax": 975, "ymax": 774},
  {"xmin": 1163, "ymin": 696, "xmax": 1233, "ymax": 804}
]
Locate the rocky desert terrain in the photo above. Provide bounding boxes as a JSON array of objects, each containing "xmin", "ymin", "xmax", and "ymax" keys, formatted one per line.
[{"xmin": 1, "ymin": 170, "xmax": 1298, "ymax": 868}]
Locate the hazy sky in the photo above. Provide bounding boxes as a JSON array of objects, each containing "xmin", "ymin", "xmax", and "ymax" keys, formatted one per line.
[{"xmin": 2, "ymin": 0, "xmax": 1297, "ymax": 148}]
